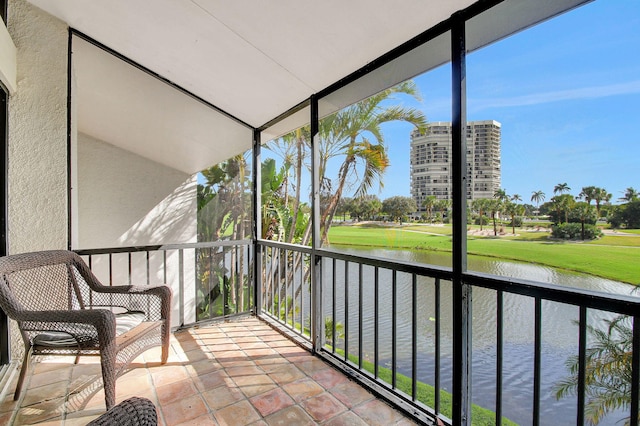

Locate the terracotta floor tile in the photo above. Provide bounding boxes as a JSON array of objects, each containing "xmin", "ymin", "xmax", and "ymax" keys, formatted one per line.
[
  {"xmin": 150, "ymin": 364, "xmax": 190, "ymax": 387},
  {"xmin": 116, "ymin": 373, "xmax": 153, "ymax": 399},
  {"xmin": 232, "ymin": 374, "xmax": 274, "ymax": 388},
  {"xmin": 0, "ymin": 411, "xmax": 12, "ymax": 425},
  {"xmin": 225, "ymin": 365, "xmax": 263, "ymax": 377},
  {"xmin": 161, "ymin": 394, "xmax": 209, "ymax": 425},
  {"xmin": 156, "ymin": 378, "xmax": 198, "ymax": 405},
  {"xmin": 237, "ymin": 341, "xmax": 268, "ymax": 350},
  {"xmin": 214, "ymin": 399, "xmax": 261, "ymax": 426},
  {"xmin": 328, "ymin": 380, "xmax": 373, "ymax": 408},
  {"xmin": 22, "ymin": 382, "xmax": 68, "ymax": 407},
  {"xmin": 323, "ymin": 410, "xmax": 370, "ymax": 426},
  {"xmin": 185, "ymin": 358, "xmax": 223, "ymax": 377},
  {"xmin": 238, "ymin": 382, "xmax": 278, "ymax": 398},
  {"xmin": 13, "ymin": 398, "xmax": 66, "ymax": 425},
  {"xmin": 29, "ymin": 367, "xmax": 72, "ymax": 390},
  {"xmin": 202, "ymin": 385, "xmax": 245, "ymax": 410},
  {"xmin": 299, "ymin": 392, "xmax": 347, "ymax": 422},
  {"xmin": 263, "ymin": 405, "xmax": 315, "ymax": 426},
  {"xmin": 181, "ymin": 347, "xmax": 214, "ymax": 362},
  {"xmin": 310, "ymin": 367, "xmax": 349, "ymax": 389},
  {"xmin": 193, "ymin": 369, "xmax": 229, "ymax": 392},
  {"xmin": 243, "ymin": 348, "xmax": 278, "ymax": 358},
  {"xmin": 289, "ymin": 356, "xmax": 327, "ymax": 375},
  {"xmin": 173, "ymin": 412, "xmax": 218, "ymax": 426},
  {"xmin": 249, "ymin": 387, "xmax": 294, "ymax": 417},
  {"xmin": 352, "ymin": 399, "xmax": 407, "ymax": 426},
  {"xmin": 274, "ymin": 346, "xmax": 309, "ymax": 358},
  {"xmin": 281, "ymin": 378, "xmax": 324, "ymax": 403},
  {"xmin": 267, "ymin": 364, "xmax": 306, "ymax": 385}
]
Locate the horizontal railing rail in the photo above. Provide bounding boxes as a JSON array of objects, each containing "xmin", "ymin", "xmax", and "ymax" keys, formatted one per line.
[{"xmin": 75, "ymin": 240, "xmax": 254, "ymax": 328}]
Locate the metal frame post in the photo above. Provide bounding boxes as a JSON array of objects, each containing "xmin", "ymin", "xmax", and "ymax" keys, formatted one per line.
[
  {"xmin": 451, "ymin": 12, "xmax": 472, "ymax": 426},
  {"xmin": 253, "ymin": 128, "xmax": 262, "ymax": 315},
  {"xmin": 310, "ymin": 95, "xmax": 323, "ymax": 353}
]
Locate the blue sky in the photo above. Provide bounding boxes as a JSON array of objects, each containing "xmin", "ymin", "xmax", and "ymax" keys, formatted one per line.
[{"xmin": 377, "ymin": 0, "xmax": 639, "ymax": 204}]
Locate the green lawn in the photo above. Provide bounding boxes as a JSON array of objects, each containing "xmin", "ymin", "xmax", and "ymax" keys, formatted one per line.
[
  {"xmin": 330, "ymin": 347, "xmax": 517, "ymax": 426},
  {"xmin": 328, "ymin": 224, "xmax": 640, "ymax": 284}
]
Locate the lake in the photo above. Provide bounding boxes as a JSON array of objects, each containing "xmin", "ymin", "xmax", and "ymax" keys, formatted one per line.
[{"xmin": 323, "ymin": 247, "xmax": 637, "ymax": 425}]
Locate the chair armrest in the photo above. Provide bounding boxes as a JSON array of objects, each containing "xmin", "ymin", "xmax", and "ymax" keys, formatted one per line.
[{"xmin": 87, "ymin": 285, "xmax": 172, "ymax": 322}]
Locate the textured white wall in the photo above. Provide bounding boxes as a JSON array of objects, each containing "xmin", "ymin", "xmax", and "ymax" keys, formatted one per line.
[
  {"xmin": 76, "ymin": 132, "xmax": 196, "ymax": 249},
  {"xmin": 7, "ymin": 0, "xmax": 68, "ymax": 254},
  {"xmin": 76, "ymin": 133, "xmax": 197, "ymax": 326}
]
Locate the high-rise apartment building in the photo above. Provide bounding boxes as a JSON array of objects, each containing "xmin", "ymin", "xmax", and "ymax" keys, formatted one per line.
[{"xmin": 410, "ymin": 120, "xmax": 501, "ymax": 212}]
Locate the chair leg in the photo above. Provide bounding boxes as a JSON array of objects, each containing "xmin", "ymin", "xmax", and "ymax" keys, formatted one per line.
[
  {"xmin": 161, "ymin": 324, "xmax": 169, "ymax": 364},
  {"xmin": 13, "ymin": 346, "xmax": 31, "ymax": 401},
  {"xmin": 100, "ymin": 355, "xmax": 116, "ymax": 410}
]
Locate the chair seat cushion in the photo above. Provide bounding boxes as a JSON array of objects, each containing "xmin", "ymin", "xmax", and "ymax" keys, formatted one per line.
[{"xmin": 33, "ymin": 311, "xmax": 146, "ymax": 347}]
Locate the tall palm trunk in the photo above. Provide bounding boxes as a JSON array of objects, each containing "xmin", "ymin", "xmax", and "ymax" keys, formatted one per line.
[
  {"xmin": 287, "ymin": 131, "xmax": 304, "ymax": 242},
  {"xmin": 320, "ymin": 151, "xmax": 356, "ymax": 245}
]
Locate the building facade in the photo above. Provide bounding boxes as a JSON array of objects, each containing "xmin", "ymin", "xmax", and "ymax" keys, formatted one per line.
[{"xmin": 410, "ymin": 120, "xmax": 501, "ymax": 212}]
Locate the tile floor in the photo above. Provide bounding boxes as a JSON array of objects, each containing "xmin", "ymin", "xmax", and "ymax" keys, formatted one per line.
[{"xmin": 0, "ymin": 317, "xmax": 418, "ymax": 425}]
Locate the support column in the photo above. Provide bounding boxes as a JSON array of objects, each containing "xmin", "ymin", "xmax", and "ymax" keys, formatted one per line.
[
  {"xmin": 451, "ymin": 12, "xmax": 472, "ymax": 426},
  {"xmin": 310, "ymin": 95, "xmax": 323, "ymax": 354},
  {"xmin": 252, "ymin": 128, "xmax": 262, "ymax": 316}
]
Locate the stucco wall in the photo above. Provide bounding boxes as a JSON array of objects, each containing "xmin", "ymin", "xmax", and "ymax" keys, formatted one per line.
[
  {"xmin": 76, "ymin": 132, "xmax": 196, "ymax": 249},
  {"xmin": 7, "ymin": 0, "xmax": 68, "ymax": 254},
  {"xmin": 76, "ymin": 133, "xmax": 197, "ymax": 326}
]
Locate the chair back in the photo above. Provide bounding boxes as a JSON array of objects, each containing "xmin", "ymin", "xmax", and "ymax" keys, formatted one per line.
[{"xmin": 0, "ymin": 250, "xmax": 94, "ymax": 318}]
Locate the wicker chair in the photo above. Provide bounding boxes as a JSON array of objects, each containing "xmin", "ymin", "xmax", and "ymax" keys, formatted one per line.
[
  {"xmin": 87, "ymin": 396, "xmax": 158, "ymax": 426},
  {"xmin": 0, "ymin": 250, "xmax": 171, "ymax": 410}
]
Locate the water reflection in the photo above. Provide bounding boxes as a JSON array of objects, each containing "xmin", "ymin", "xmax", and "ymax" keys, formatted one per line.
[{"xmin": 324, "ymin": 246, "xmax": 637, "ymax": 425}]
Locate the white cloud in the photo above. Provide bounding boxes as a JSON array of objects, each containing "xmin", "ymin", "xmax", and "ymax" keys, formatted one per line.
[{"xmin": 469, "ymin": 80, "xmax": 640, "ymax": 110}]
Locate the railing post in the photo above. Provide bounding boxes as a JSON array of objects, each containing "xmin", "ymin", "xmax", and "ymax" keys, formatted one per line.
[
  {"xmin": 451, "ymin": 12, "xmax": 472, "ymax": 426},
  {"xmin": 310, "ymin": 94, "xmax": 323, "ymax": 353},
  {"xmin": 253, "ymin": 128, "xmax": 262, "ymax": 316}
]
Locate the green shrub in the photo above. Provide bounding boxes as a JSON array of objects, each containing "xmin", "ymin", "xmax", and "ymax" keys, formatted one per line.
[{"xmin": 551, "ymin": 223, "xmax": 602, "ymax": 240}]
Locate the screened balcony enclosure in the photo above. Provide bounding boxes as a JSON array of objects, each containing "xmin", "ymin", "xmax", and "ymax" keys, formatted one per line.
[{"xmin": 2, "ymin": 0, "xmax": 640, "ymax": 425}]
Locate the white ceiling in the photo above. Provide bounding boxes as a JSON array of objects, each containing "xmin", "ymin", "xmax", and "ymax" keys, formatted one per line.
[
  {"xmin": 30, "ymin": 0, "xmax": 474, "ymax": 129},
  {"xmin": 72, "ymin": 36, "xmax": 252, "ymax": 174},
  {"xmin": 28, "ymin": 0, "xmax": 589, "ymax": 174}
]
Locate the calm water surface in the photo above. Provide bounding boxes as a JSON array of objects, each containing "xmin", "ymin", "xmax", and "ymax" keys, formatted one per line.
[{"xmin": 324, "ymin": 247, "xmax": 637, "ymax": 425}]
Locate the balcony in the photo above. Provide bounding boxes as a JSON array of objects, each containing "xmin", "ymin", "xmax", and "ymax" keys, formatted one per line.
[{"xmin": 2, "ymin": 0, "xmax": 639, "ymax": 425}]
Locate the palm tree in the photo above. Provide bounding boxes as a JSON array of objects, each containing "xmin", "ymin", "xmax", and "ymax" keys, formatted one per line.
[
  {"xmin": 487, "ymin": 198, "xmax": 503, "ymax": 236},
  {"xmin": 555, "ymin": 315, "xmax": 635, "ymax": 425},
  {"xmin": 422, "ymin": 195, "xmax": 437, "ymax": 222},
  {"xmin": 317, "ymin": 81, "xmax": 427, "ymax": 245},
  {"xmin": 504, "ymin": 201, "xmax": 524, "ymax": 235},
  {"xmin": 472, "ymin": 198, "xmax": 490, "ymax": 231},
  {"xmin": 531, "ymin": 190, "xmax": 545, "ymax": 217},
  {"xmin": 593, "ymin": 187, "xmax": 611, "ymax": 219},
  {"xmin": 551, "ymin": 194, "xmax": 575, "ymax": 224},
  {"xmin": 620, "ymin": 187, "xmax": 638, "ymax": 203},
  {"xmin": 511, "ymin": 194, "xmax": 522, "ymax": 203},
  {"xmin": 554, "ymin": 182, "xmax": 571, "ymax": 195},
  {"xmin": 574, "ymin": 202, "xmax": 595, "ymax": 240},
  {"xmin": 493, "ymin": 188, "xmax": 509, "ymax": 202},
  {"xmin": 579, "ymin": 186, "xmax": 597, "ymax": 205}
]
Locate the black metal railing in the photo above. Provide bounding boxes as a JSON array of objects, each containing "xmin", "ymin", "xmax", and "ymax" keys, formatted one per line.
[
  {"xmin": 256, "ymin": 241, "xmax": 640, "ymax": 426},
  {"xmin": 75, "ymin": 240, "xmax": 254, "ymax": 327},
  {"xmin": 258, "ymin": 240, "xmax": 313, "ymax": 343}
]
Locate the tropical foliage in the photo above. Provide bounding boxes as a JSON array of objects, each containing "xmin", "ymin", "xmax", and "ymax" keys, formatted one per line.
[
  {"xmin": 196, "ymin": 154, "xmax": 253, "ymax": 320},
  {"xmin": 555, "ymin": 315, "xmax": 635, "ymax": 425}
]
